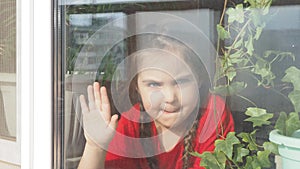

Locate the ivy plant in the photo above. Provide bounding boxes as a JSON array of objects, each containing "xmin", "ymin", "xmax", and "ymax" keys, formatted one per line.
[
  {"xmin": 192, "ymin": 0, "xmax": 300, "ymax": 168},
  {"xmin": 191, "ymin": 107, "xmax": 278, "ymax": 169},
  {"xmin": 275, "ymin": 67, "xmax": 300, "ymax": 137},
  {"xmin": 193, "ymin": 64, "xmax": 300, "ymax": 169}
]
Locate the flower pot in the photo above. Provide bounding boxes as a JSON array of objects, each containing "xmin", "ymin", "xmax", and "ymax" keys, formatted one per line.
[{"xmin": 269, "ymin": 129, "xmax": 300, "ymax": 169}]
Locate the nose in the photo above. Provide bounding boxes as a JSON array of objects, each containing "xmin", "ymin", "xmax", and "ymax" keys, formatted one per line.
[{"xmin": 162, "ymin": 86, "xmax": 178, "ymax": 103}]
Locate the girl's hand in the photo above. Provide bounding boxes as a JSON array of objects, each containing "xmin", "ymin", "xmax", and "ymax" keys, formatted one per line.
[{"xmin": 79, "ymin": 82, "xmax": 119, "ymax": 150}]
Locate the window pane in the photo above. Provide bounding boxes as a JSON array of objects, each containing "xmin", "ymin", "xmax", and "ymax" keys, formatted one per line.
[
  {"xmin": 0, "ymin": 0, "xmax": 16, "ymax": 140},
  {"xmin": 59, "ymin": 2, "xmax": 217, "ymax": 168},
  {"xmin": 55, "ymin": 1, "xmax": 300, "ymax": 169},
  {"xmin": 64, "ymin": 10, "xmax": 127, "ymax": 168}
]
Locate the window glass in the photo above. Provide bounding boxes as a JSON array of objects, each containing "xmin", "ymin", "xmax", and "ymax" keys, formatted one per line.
[
  {"xmin": 55, "ymin": 1, "xmax": 300, "ymax": 169},
  {"xmin": 0, "ymin": 0, "xmax": 17, "ymax": 140},
  {"xmin": 64, "ymin": 10, "xmax": 127, "ymax": 168}
]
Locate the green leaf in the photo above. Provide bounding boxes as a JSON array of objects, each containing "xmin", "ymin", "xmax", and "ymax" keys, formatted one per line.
[
  {"xmin": 286, "ymin": 112, "xmax": 300, "ymax": 136},
  {"xmin": 226, "ymin": 67, "xmax": 237, "ymax": 82},
  {"xmin": 215, "ymin": 152, "xmax": 227, "ymax": 168},
  {"xmin": 263, "ymin": 50, "xmax": 295, "ymax": 61},
  {"xmin": 275, "ymin": 112, "xmax": 300, "ymax": 136},
  {"xmin": 228, "ymin": 50, "xmax": 246, "ymax": 65},
  {"xmin": 288, "ymin": 90, "xmax": 300, "ymax": 113},
  {"xmin": 226, "ymin": 4, "xmax": 245, "ymax": 24},
  {"xmin": 229, "ymin": 50, "xmax": 243, "ymax": 59},
  {"xmin": 254, "ymin": 26, "xmax": 264, "ymax": 40},
  {"xmin": 262, "ymin": 0, "xmax": 272, "ymax": 15},
  {"xmin": 245, "ymin": 107, "xmax": 273, "ymax": 127},
  {"xmin": 212, "ymin": 82, "xmax": 247, "ymax": 96},
  {"xmin": 253, "ymin": 56, "xmax": 267, "ymax": 71},
  {"xmin": 245, "ymin": 114, "xmax": 273, "ymax": 127},
  {"xmin": 215, "ymin": 132, "xmax": 240, "ymax": 159},
  {"xmin": 263, "ymin": 142, "xmax": 279, "ymax": 155},
  {"xmin": 251, "ymin": 56, "xmax": 276, "ymax": 86},
  {"xmin": 244, "ymin": 156, "xmax": 261, "ymax": 169},
  {"xmin": 282, "ymin": 66, "xmax": 300, "ymax": 91},
  {"xmin": 250, "ymin": 9, "xmax": 262, "ymax": 27},
  {"xmin": 245, "ymin": 36, "xmax": 254, "ymax": 55},
  {"xmin": 238, "ymin": 131, "xmax": 258, "ymax": 151},
  {"xmin": 233, "ymin": 38, "xmax": 243, "ymax": 49},
  {"xmin": 244, "ymin": 107, "xmax": 270, "ymax": 118},
  {"xmin": 233, "ymin": 144, "xmax": 250, "ymax": 162},
  {"xmin": 281, "ymin": 66, "xmax": 300, "ymax": 112},
  {"xmin": 217, "ymin": 24, "xmax": 229, "ymax": 40},
  {"xmin": 274, "ymin": 112, "xmax": 287, "ymax": 135},
  {"xmin": 244, "ymin": 156, "xmax": 253, "ymax": 169},
  {"xmin": 257, "ymin": 150, "xmax": 271, "ymax": 168},
  {"xmin": 245, "ymin": 0, "xmax": 256, "ymax": 7},
  {"xmin": 199, "ymin": 152, "xmax": 224, "ymax": 169}
]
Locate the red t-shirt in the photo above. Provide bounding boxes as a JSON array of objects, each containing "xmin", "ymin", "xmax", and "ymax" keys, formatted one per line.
[{"xmin": 105, "ymin": 95, "xmax": 234, "ymax": 169}]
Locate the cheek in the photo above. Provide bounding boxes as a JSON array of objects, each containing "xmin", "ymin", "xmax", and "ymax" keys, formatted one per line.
[
  {"xmin": 180, "ymin": 86, "xmax": 199, "ymax": 109},
  {"xmin": 140, "ymin": 89, "xmax": 164, "ymax": 111}
]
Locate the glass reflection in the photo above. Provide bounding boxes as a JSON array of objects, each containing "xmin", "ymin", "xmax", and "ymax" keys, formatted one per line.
[{"xmin": 58, "ymin": 1, "xmax": 300, "ymax": 168}]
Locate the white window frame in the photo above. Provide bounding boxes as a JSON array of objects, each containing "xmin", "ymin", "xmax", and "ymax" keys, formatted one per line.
[
  {"xmin": 32, "ymin": 0, "xmax": 52, "ymax": 168},
  {"xmin": 19, "ymin": 0, "xmax": 52, "ymax": 169},
  {"xmin": 19, "ymin": 0, "xmax": 33, "ymax": 168}
]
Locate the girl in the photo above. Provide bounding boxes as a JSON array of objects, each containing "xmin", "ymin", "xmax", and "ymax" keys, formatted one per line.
[{"xmin": 78, "ymin": 34, "xmax": 234, "ymax": 169}]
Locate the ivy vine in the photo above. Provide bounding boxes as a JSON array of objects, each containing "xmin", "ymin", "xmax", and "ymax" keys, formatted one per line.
[{"xmin": 192, "ymin": 0, "xmax": 300, "ymax": 168}]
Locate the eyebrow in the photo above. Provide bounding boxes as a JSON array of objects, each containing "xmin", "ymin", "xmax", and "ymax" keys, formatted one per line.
[
  {"xmin": 140, "ymin": 74, "xmax": 195, "ymax": 83},
  {"xmin": 175, "ymin": 74, "xmax": 194, "ymax": 80},
  {"xmin": 141, "ymin": 79, "xmax": 161, "ymax": 83}
]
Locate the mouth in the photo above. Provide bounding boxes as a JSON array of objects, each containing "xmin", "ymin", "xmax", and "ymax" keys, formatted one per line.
[
  {"xmin": 161, "ymin": 108, "xmax": 180, "ymax": 114},
  {"xmin": 160, "ymin": 104, "xmax": 180, "ymax": 114},
  {"xmin": 163, "ymin": 110, "xmax": 175, "ymax": 113}
]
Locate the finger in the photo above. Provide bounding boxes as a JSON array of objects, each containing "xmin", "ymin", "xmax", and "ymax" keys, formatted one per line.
[
  {"xmin": 109, "ymin": 114, "xmax": 119, "ymax": 130},
  {"xmin": 87, "ymin": 85, "xmax": 94, "ymax": 102},
  {"xmin": 93, "ymin": 82, "xmax": 101, "ymax": 110},
  {"xmin": 100, "ymin": 86, "xmax": 111, "ymax": 122},
  {"xmin": 87, "ymin": 85, "xmax": 96, "ymax": 110},
  {"xmin": 79, "ymin": 95, "xmax": 89, "ymax": 114}
]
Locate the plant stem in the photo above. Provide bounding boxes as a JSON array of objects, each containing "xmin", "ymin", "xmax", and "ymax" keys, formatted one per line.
[
  {"xmin": 226, "ymin": 155, "xmax": 241, "ymax": 169},
  {"xmin": 227, "ymin": 19, "xmax": 251, "ymax": 56},
  {"xmin": 219, "ymin": 0, "xmax": 228, "ymax": 25},
  {"xmin": 214, "ymin": 0, "xmax": 229, "ymax": 87},
  {"xmin": 236, "ymin": 94, "xmax": 258, "ymax": 107}
]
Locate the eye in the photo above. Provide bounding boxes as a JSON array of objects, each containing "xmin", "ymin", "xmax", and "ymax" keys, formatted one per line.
[
  {"xmin": 147, "ymin": 82, "xmax": 161, "ymax": 87},
  {"xmin": 176, "ymin": 78, "xmax": 190, "ymax": 85}
]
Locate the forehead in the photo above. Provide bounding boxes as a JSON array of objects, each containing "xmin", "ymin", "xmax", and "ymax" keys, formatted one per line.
[{"xmin": 136, "ymin": 49, "xmax": 192, "ymax": 76}]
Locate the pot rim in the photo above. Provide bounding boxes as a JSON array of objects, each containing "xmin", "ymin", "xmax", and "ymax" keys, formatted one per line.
[{"xmin": 269, "ymin": 129, "xmax": 300, "ymax": 149}]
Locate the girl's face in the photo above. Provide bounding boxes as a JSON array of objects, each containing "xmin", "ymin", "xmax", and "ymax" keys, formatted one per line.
[{"xmin": 136, "ymin": 51, "xmax": 200, "ymax": 132}]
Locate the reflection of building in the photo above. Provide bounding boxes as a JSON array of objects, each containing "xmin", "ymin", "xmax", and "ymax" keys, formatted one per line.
[
  {"xmin": 73, "ymin": 32, "xmax": 89, "ymax": 44},
  {"xmin": 69, "ymin": 13, "xmax": 127, "ymax": 74}
]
